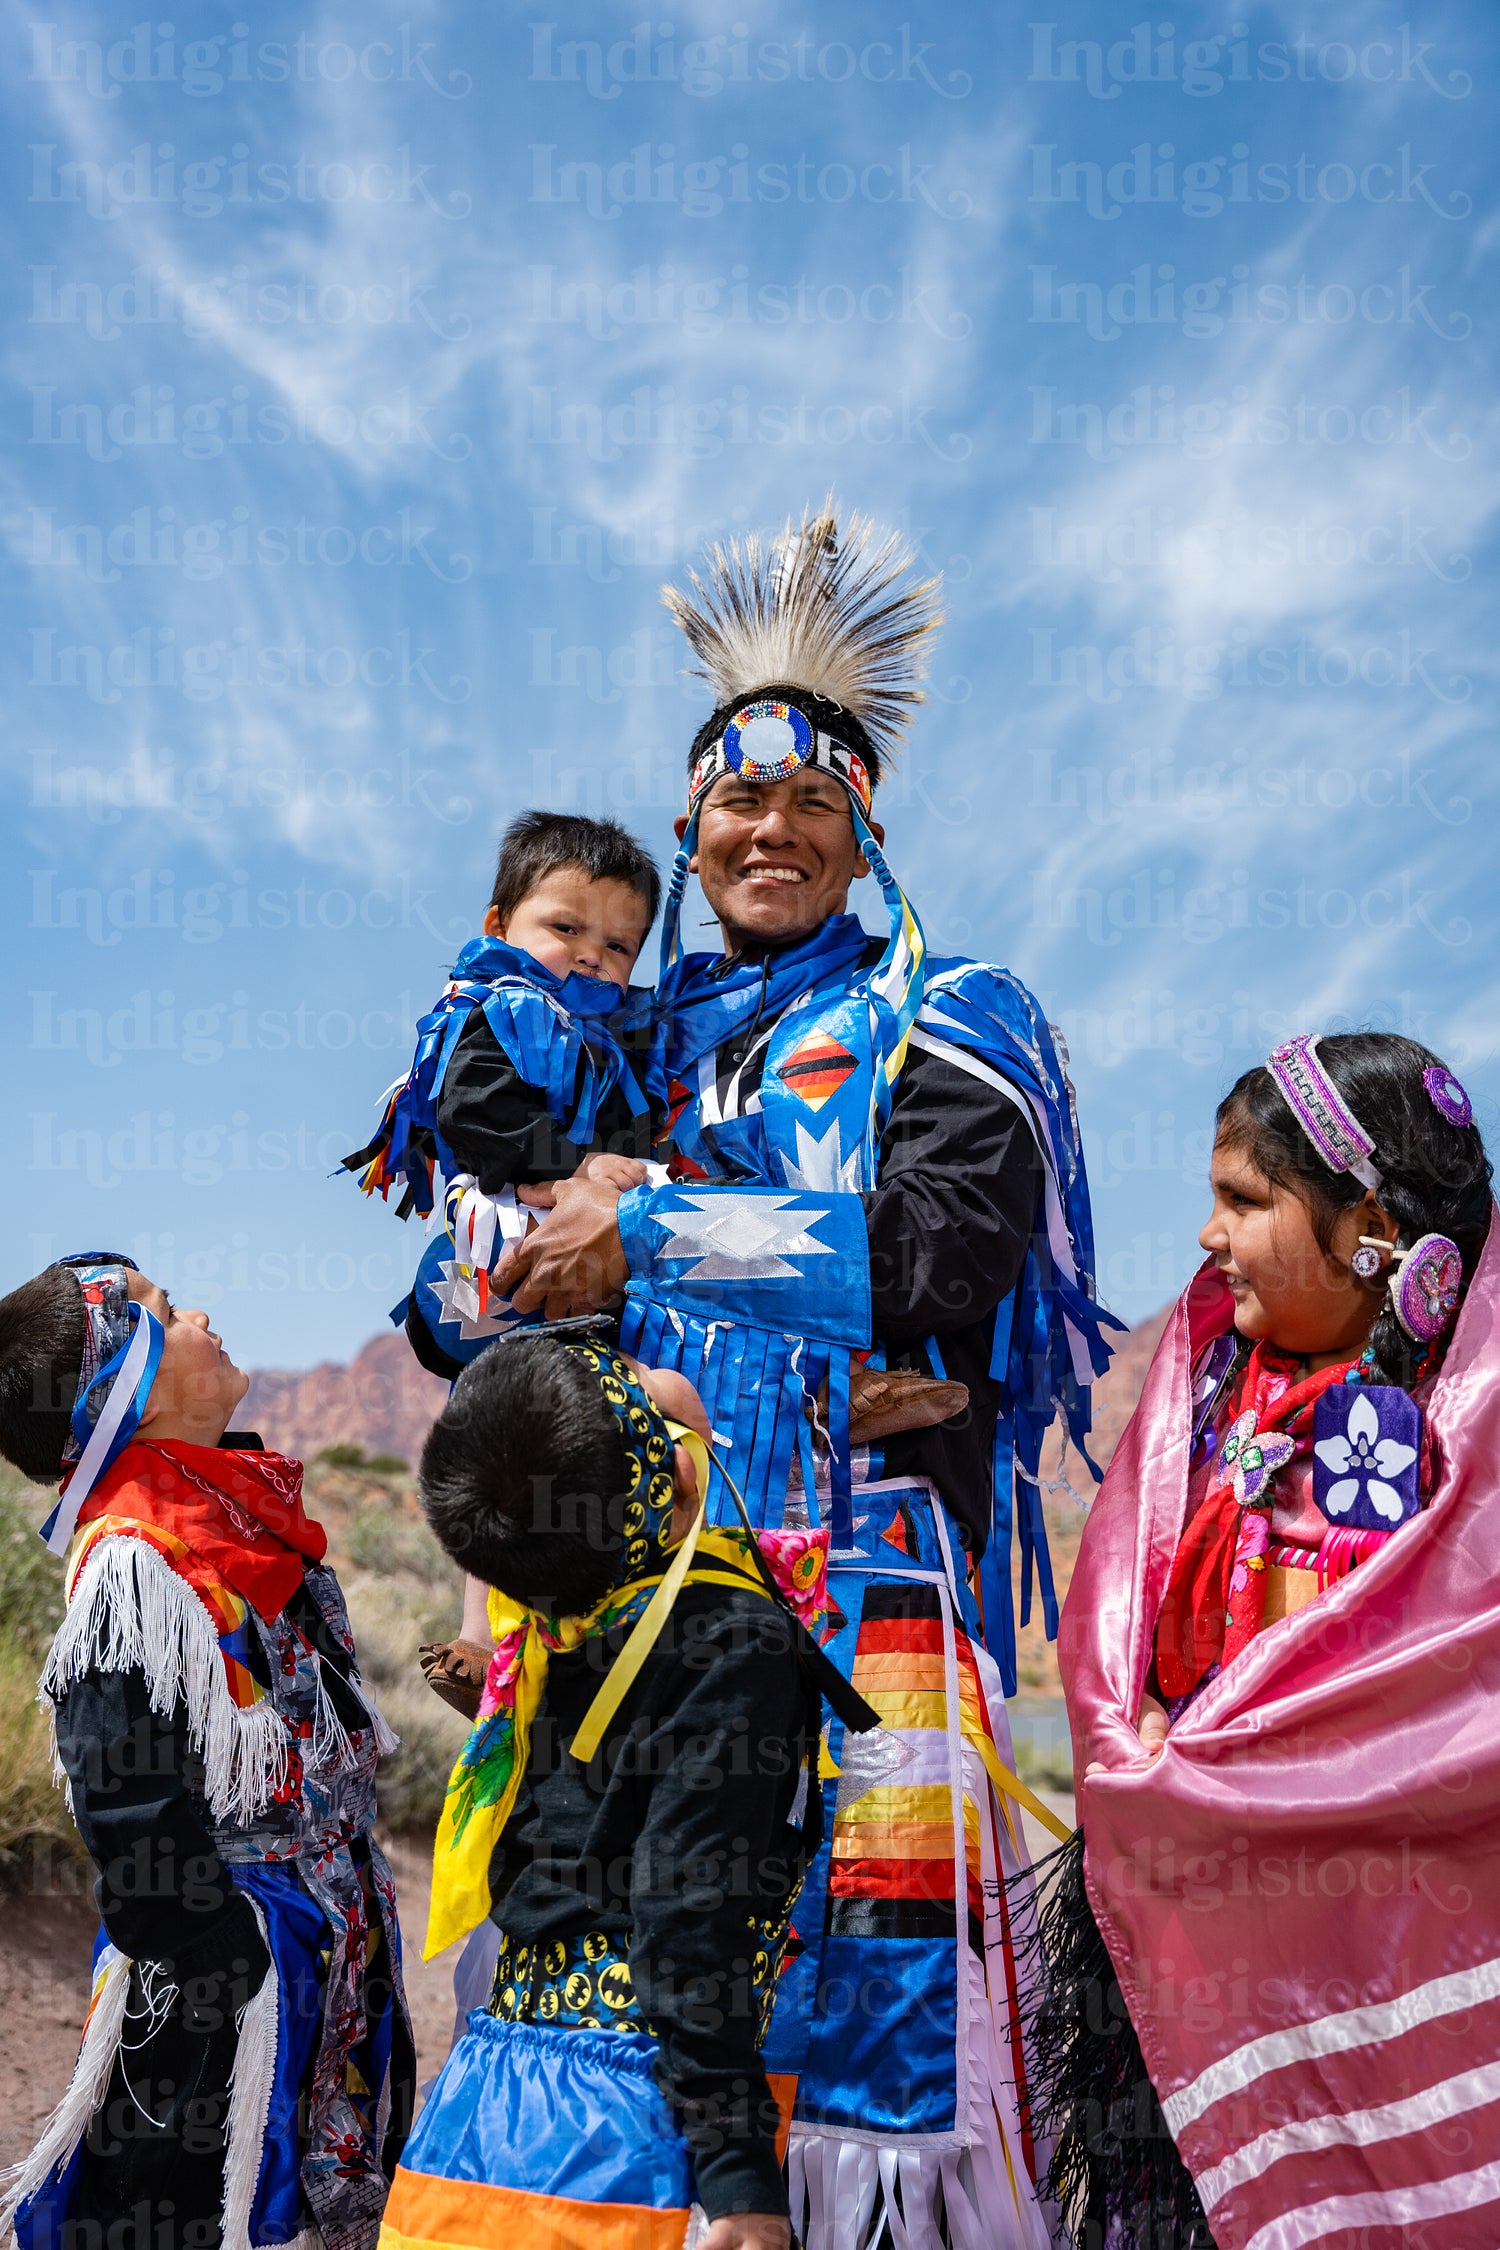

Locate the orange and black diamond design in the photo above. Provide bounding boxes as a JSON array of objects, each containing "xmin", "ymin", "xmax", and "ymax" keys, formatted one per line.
[
  {"xmin": 777, "ymin": 1032, "xmax": 858, "ymax": 1114},
  {"xmin": 664, "ymin": 1076, "xmax": 693, "ymax": 1136}
]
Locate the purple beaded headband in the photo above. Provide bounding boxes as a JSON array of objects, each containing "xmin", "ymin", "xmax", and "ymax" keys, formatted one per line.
[{"xmin": 1267, "ymin": 1035, "xmax": 1383, "ymax": 1194}]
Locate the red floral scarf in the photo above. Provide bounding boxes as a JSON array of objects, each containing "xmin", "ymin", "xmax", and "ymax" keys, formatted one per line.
[
  {"xmin": 71, "ymin": 1438, "xmax": 326, "ymax": 1622},
  {"xmin": 1156, "ymin": 1343, "xmax": 1357, "ymax": 1700}
]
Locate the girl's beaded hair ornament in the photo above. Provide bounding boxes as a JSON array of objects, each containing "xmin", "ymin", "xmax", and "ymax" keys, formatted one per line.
[{"xmin": 1266, "ymin": 1035, "xmax": 1470, "ymax": 1343}]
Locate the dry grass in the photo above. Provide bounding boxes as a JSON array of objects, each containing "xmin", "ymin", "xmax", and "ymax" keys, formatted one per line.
[{"xmin": 0, "ymin": 1472, "xmax": 81, "ymax": 1879}]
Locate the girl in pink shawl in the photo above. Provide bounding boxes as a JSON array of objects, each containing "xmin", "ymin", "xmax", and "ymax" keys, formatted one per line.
[{"xmin": 1020, "ymin": 1034, "xmax": 1495, "ymax": 2250}]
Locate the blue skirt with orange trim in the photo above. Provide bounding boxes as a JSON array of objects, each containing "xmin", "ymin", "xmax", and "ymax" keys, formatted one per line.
[{"xmin": 380, "ymin": 2014, "xmax": 696, "ymax": 2250}]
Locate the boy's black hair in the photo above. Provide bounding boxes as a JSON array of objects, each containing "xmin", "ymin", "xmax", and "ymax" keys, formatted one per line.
[
  {"xmin": 0, "ymin": 1266, "xmax": 87, "ymax": 1481},
  {"xmin": 1217, "ymin": 1032, "xmax": 1493, "ymax": 1388},
  {"xmin": 489, "ymin": 811, "xmax": 660, "ymax": 933},
  {"xmin": 419, "ymin": 1333, "xmax": 636, "ymax": 1615}
]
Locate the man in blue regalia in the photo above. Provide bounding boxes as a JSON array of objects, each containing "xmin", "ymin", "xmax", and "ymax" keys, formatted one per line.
[{"xmin": 492, "ymin": 506, "xmax": 1115, "ymax": 2250}]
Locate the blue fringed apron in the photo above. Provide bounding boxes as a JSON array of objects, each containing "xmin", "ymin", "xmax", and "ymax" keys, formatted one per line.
[{"xmin": 616, "ymin": 832, "xmax": 1114, "ymax": 2245}]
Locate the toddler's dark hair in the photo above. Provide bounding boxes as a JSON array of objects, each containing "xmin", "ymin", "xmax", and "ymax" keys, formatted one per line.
[
  {"xmin": 0, "ymin": 1267, "xmax": 87, "ymax": 1481},
  {"xmin": 1217, "ymin": 1032, "xmax": 1492, "ymax": 1387},
  {"xmin": 419, "ymin": 1334, "xmax": 633, "ymax": 1615},
  {"xmin": 489, "ymin": 812, "xmax": 660, "ymax": 933}
]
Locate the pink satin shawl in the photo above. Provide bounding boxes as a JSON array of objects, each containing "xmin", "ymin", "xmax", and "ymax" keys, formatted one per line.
[{"xmin": 1060, "ymin": 1210, "xmax": 1500, "ymax": 2250}]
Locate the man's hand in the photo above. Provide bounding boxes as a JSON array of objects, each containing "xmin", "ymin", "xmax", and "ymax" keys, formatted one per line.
[
  {"xmin": 573, "ymin": 1152, "xmax": 650, "ymax": 1191},
  {"xmin": 514, "ymin": 1156, "xmax": 646, "ymax": 1216},
  {"xmin": 496, "ymin": 1172, "xmax": 629, "ymax": 1318},
  {"xmin": 698, "ymin": 2217, "xmax": 791, "ymax": 2250}
]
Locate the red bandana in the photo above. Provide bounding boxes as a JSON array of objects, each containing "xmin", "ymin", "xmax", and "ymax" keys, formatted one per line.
[
  {"xmin": 71, "ymin": 1439, "xmax": 326, "ymax": 1621},
  {"xmin": 1156, "ymin": 1342, "xmax": 1357, "ymax": 1699}
]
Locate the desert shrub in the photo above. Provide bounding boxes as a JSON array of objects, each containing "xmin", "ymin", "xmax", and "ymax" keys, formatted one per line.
[
  {"xmin": 0, "ymin": 1478, "xmax": 81, "ymax": 1880},
  {"xmin": 316, "ymin": 1443, "xmax": 368, "ymax": 1469},
  {"xmin": 0, "ymin": 1469, "xmax": 65, "ymax": 1666},
  {"xmin": 343, "ymin": 1501, "xmax": 453, "ymax": 1587},
  {"xmin": 342, "ymin": 1589, "xmax": 469, "ymax": 1832},
  {"xmin": 0, "ymin": 1627, "xmax": 83, "ymax": 1879}
]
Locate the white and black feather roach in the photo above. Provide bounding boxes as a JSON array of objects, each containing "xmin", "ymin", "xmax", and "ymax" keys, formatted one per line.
[{"xmin": 661, "ymin": 500, "xmax": 943, "ymax": 760}]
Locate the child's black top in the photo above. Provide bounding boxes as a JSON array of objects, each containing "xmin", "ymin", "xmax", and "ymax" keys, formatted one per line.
[
  {"xmin": 487, "ymin": 1576, "xmax": 820, "ymax": 2220},
  {"xmin": 437, "ymin": 1010, "xmax": 657, "ymax": 1192}
]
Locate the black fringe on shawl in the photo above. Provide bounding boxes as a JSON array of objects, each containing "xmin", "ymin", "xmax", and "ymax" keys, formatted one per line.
[{"xmin": 1008, "ymin": 1831, "xmax": 1217, "ymax": 2249}]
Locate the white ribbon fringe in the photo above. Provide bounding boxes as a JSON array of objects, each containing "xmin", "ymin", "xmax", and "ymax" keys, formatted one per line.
[
  {"xmin": 221, "ymin": 1906, "xmax": 279, "ymax": 2250},
  {"xmin": 40, "ymin": 1534, "xmax": 397, "ymax": 1819},
  {"xmin": 41, "ymin": 1535, "xmax": 290, "ymax": 1826},
  {"xmin": 0, "ymin": 1948, "xmax": 132, "ymax": 2239}
]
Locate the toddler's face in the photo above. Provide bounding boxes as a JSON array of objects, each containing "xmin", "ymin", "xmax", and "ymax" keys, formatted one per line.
[
  {"xmin": 1198, "ymin": 1137, "xmax": 1375, "ymax": 1361},
  {"xmin": 126, "ymin": 1269, "xmax": 249, "ymax": 1436},
  {"xmin": 486, "ymin": 868, "xmax": 650, "ymax": 990}
]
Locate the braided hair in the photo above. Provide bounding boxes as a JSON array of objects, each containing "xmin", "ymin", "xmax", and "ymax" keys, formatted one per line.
[{"xmin": 1216, "ymin": 1033, "xmax": 1492, "ymax": 1389}]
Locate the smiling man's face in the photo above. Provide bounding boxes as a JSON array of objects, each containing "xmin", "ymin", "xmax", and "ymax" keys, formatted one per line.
[{"xmin": 675, "ymin": 770, "xmax": 884, "ymax": 953}]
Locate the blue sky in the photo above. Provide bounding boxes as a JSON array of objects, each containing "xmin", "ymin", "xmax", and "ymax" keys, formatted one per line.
[{"xmin": 2, "ymin": 0, "xmax": 1495, "ymax": 1368}]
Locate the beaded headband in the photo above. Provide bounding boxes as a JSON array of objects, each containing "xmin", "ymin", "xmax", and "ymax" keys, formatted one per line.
[
  {"xmin": 1266, "ymin": 1035, "xmax": 1384, "ymax": 1195},
  {"xmin": 687, "ymin": 697, "xmax": 873, "ymax": 818},
  {"xmin": 42, "ymin": 1253, "xmax": 165, "ymax": 1556}
]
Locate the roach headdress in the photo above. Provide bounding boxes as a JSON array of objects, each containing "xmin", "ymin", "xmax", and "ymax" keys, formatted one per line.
[{"xmin": 658, "ymin": 502, "xmax": 942, "ymax": 967}]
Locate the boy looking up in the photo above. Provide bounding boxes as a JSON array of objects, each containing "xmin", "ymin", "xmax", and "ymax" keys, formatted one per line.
[
  {"xmin": 381, "ymin": 1328, "xmax": 837, "ymax": 2250},
  {"xmin": 0, "ymin": 1253, "xmax": 412, "ymax": 2250}
]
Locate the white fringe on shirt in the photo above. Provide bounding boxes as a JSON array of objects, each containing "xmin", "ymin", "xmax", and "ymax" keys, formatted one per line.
[
  {"xmin": 221, "ymin": 1895, "xmax": 280, "ymax": 2250},
  {"xmin": 39, "ymin": 1532, "xmax": 396, "ymax": 1827}
]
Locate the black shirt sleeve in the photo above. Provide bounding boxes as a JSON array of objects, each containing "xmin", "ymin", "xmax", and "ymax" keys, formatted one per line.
[
  {"xmin": 864, "ymin": 1040, "xmax": 1042, "ymax": 1340},
  {"xmin": 436, "ymin": 1011, "xmax": 656, "ymax": 1195},
  {"xmin": 436, "ymin": 1010, "xmax": 588, "ymax": 1194},
  {"xmin": 627, "ymin": 1605, "xmax": 812, "ymax": 2219},
  {"xmin": 52, "ymin": 1665, "xmax": 271, "ymax": 1990}
]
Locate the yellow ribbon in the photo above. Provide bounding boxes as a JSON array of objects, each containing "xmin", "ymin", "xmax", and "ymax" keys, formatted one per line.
[
  {"xmin": 569, "ymin": 1428, "xmax": 711, "ymax": 1764},
  {"xmin": 969, "ymin": 1731, "xmax": 1074, "ymax": 1846},
  {"xmin": 426, "ymin": 1425, "xmax": 749, "ymax": 1959}
]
